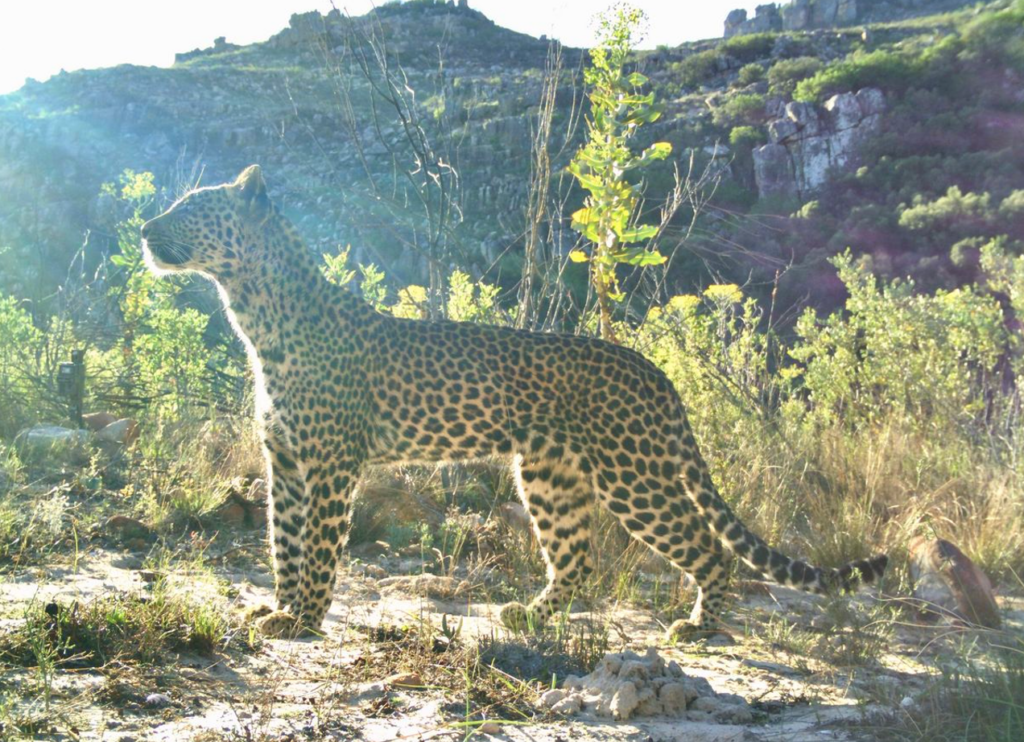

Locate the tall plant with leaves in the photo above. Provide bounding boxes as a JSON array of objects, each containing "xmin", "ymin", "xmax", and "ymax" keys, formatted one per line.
[{"xmin": 568, "ymin": 5, "xmax": 672, "ymax": 342}]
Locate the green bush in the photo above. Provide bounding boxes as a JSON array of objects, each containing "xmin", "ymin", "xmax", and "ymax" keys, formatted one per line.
[
  {"xmin": 960, "ymin": 0, "xmax": 1024, "ymax": 71},
  {"xmin": 898, "ymin": 186, "xmax": 995, "ymax": 243},
  {"xmin": 735, "ymin": 63, "xmax": 765, "ymax": 87},
  {"xmin": 729, "ymin": 125, "xmax": 766, "ymax": 151},
  {"xmin": 711, "ymin": 93, "xmax": 766, "ymax": 127},
  {"xmin": 793, "ymin": 49, "xmax": 921, "ymax": 102},
  {"xmin": 790, "ymin": 252, "xmax": 1006, "ymax": 430},
  {"xmin": 999, "ymin": 189, "xmax": 1024, "ymax": 220},
  {"xmin": 722, "ymin": 33, "xmax": 775, "ymax": 63},
  {"xmin": 675, "ymin": 49, "xmax": 721, "ymax": 90},
  {"xmin": 767, "ymin": 56, "xmax": 823, "ymax": 96}
]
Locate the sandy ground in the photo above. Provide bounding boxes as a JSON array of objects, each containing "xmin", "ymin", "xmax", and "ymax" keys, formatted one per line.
[{"xmin": 2, "ymin": 537, "xmax": 1021, "ymax": 742}]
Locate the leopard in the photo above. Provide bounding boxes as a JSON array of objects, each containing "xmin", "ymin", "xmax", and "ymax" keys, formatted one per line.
[{"xmin": 142, "ymin": 164, "xmax": 887, "ymax": 641}]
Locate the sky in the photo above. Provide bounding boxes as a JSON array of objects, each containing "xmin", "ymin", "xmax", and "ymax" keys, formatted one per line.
[{"xmin": 0, "ymin": 0, "xmax": 762, "ymax": 95}]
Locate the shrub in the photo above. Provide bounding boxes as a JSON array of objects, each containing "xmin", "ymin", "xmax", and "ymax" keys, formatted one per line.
[
  {"xmin": 0, "ymin": 297, "xmax": 44, "ymax": 438},
  {"xmin": 767, "ymin": 56, "xmax": 823, "ymax": 96},
  {"xmin": 729, "ymin": 125, "xmax": 766, "ymax": 151},
  {"xmin": 721, "ymin": 32, "xmax": 775, "ymax": 63},
  {"xmin": 999, "ymin": 188, "xmax": 1024, "ymax": 220},
  {"xmin": 675, "ymin": 49, "xmax": 721, "ymax": 90},
  {"xmin": 790, "ymin": 251, "xmax": 1006, "ymax": 430},
  {"xmin": 960, "ymin": 0, "xmax": 1024, "ymax": 71},
  {"xmin": 793, "ymin": 49, "xmax": 921, "ymax": 102},
  {"xmin": 735, "ymin": 63, "xmax": 765, "ymax": 87},
  {"xmin": 898, "ymin": 185, "xmax": 994, "ymax": 239},
  {"xmin": 711, "ymin": 93, "xmax": 766, "ymax": 127}
]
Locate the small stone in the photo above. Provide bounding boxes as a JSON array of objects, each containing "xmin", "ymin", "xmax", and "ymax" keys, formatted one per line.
[
  {"xmin": 618, "ymin": 659, "xmax": 650, "ymax": 682},
  {"xmin": 145, "ymin": 693, "xmax": 171, "ymax": 708},
  {"xmin": 563, "ymin": 674, "xmax": 582, "ymax": 690},
  {"xmin": 608, "ymin": 681, "xmax": 640, "ymax": 720},
  {"xmin": 691, "ymin": 697, "xmax": 722, "ymax": 714},
  {"xmin": 356, "ymin": 563, "xmax": 388, "ymax": 580},
  {"xmin": 682, "ymin": 676, "xmax": 715, "ymax": 698},
  {"xmin": 901, "ymin": 696, "xmax": 915, "ymax": 709},
  {"xmin": 377, "ymin": 574, "xmax": 465, "ymax": 599},
  {"xmin": 478, "ymin": 722, "xmax": 500, "ymax": 735},
  {"xmin": 599, "ymin": 655, "xmax": 623, "ymax": 675},
  {"xmin": 810, "ymin": 614, "xmax": 834, "ymax": 630},
  {"xmin": 351, "ymin": 540, "xmax": 391, "ymax": 558},
  {"xmin": 384, "ymin": 672, "xmax": 422, "ymax": 688},
  {"xmin": 714, "ymin": 703, "xmax": 753, "ymax": 724},
  {"xmin": 497, "ymin": 501, "xmax": 531, "ymax": 530},
  {"xmin": 658, "ymin": 682, "xmax": 691, "ymax": 713},
  {"xmin": 550, "ymin": 695, "xmax": 582, "ymax": 715},
  {"xmin": 539, "ymin": 688, "xmax": 565, "ymax": 708},
  {"xmin": 104, "ymin": 515, "xmax": 151, "ymax": 540},
  {"xmin": 111, "ymin": 555, "xmax": 144, "ymax": 570}
]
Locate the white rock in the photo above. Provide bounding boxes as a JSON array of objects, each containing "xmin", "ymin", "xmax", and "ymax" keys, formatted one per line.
[
  {"xmin": 659, "ymin": 682, "xmax": 691, "ymax": 713},
  {"xmin": 550, "ymin": 694, "xmax": 582, "ymax": 715},
  {"xmin": 539, "ymin": 688, "xmax": 565, "ymax": 708},
  {"xmin": 608, "ymin": 681, "xmax": 640, "ymax": 720},
  {"xmin": 145, "ymin": 693, "xmax": 171, "ymax": 707}
]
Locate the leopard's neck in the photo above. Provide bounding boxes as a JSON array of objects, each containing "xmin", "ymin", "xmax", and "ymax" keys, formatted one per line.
[{"xmin": 215, "ymin": 218, "xmax": 377, "ymax": 368}]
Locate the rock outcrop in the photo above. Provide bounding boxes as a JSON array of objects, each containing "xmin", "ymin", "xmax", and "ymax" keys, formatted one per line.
[
  {"xmin": 175, "ymin": 37, "xmax": 241, "ymax": 64},
  {"xmin": 725, "ymin": 1, "xmax": 978, "ymax": 37},
  {"xmin": 783, "ymin": 0, "xmax": 860, "ymax": 31},
  {"xmin": 724, "ymin": 5, "xmax": 783, "ymax": 37},
  {"xmin": 753, "ymin": 87, "xmax": 884, "ymax": 199}
]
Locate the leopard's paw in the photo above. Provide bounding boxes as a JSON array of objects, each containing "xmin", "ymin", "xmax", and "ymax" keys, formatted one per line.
[
  {"xmin": 500, "ymin": 602, "xmax": 541, "ymax": 633},
  {"xmin": 664, "ymin": 619, "xmax": 734, "ymax": 645},
  {"xmin": 255, "ymin": 610, "xmax": 307, "ymax": 639}
]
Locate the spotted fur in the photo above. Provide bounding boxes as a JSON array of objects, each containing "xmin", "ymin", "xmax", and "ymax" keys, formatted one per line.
[{"xmin": 142, "ymin": 165, "xmax": 887, "ymax": 640}]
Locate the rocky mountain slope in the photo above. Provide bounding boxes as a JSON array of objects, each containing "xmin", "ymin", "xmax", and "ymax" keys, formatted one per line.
[{"xmin": 1, "ymin": 0, "xmax": 1021, "ymax": 314}]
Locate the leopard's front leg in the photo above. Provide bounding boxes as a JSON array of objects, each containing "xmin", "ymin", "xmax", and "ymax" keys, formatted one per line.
[
  {"xmin": 263, "ymin": 434, "xmax": 307, "ymax": 612},
  {"xmin": 256, "ymin": 455, "xmax": 362, "ymax": 638}
]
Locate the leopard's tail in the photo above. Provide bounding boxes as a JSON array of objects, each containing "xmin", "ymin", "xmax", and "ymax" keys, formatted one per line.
[{"xmin": 683, "ymin": 471, "xmax": 887, "ymax": 594}]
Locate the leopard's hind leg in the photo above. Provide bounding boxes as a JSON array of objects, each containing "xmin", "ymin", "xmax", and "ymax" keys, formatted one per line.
[
  {"xmin": 500, "ymin": 456, "xmax": 595, "ymax": 632},
  {"xmin": 592, "ymin": 461, "xmax": 733, "ymax": 641}
]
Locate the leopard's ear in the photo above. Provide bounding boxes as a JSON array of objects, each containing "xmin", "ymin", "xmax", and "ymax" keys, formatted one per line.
[{"xmin": 236, "ymin": 165, "xmax": 270, "ymax": 220}]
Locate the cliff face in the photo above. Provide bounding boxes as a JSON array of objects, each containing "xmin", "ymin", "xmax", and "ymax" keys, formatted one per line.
[
  {"xmin": 754, "ymin": 88, "xmax": 885, "ymax": 199},
  {"xmin": 725, "ymin": 0, "xmax": 976, "ymax": 37}
]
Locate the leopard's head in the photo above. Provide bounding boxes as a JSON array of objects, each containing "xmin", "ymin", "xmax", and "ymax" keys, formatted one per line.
[{"xmin": 141, "ymin": 165, "xmax": 273, "ymax": 280}]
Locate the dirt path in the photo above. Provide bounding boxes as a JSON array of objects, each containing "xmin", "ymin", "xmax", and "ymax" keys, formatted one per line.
[{"xmin": 6, "ymin": 537, "xmax": 1017, "ymax": 742}]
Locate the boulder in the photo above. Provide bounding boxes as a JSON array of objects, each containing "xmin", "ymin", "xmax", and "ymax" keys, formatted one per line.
[
  {"xmin": 909, "ymin": 537, "xmax": 1001, "ymax": 628},
  {"xmin": 15, "ymin": 425, "xmax": 92, "ymax": 462},
  {"xmin": 724, "ymin": 4, "xmax": 782, "ymax": 37},
  {"xmin": 781, "ymin": 0, "xmax": 859, "ymax": 31},
  {"xmin": 724, "ymin": 9, "xmax": 748, "ymax": 38},
  {"xmin": 95, "ymin": 418, "xmax": 139, "ymax": 446},
  {"xmin": 753, "ymin": 143, "xmax": 797, "ymax": 199},
  {"xmin": 754, "ymin": 87, "xmax": 885, "ymax": 199}
]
